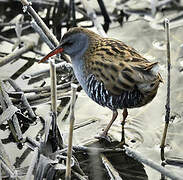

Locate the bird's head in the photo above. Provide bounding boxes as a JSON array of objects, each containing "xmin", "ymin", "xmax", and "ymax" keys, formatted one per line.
[{"xmin": 38, "ymin": 27, "xmax": 96, "ymax": 63}]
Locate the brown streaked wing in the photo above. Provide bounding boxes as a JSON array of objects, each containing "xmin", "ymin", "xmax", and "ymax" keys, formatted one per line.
[
  {"xmin": 84, "ymin": 37, "xmax": 161, "ymax": 95},
  {"xmin": 102, "ymin": 38, "xmax": 149, "ymax": 63},
  {"xmin": 85, "ymin": 52, "xmax": 136, "ymax": 95}
]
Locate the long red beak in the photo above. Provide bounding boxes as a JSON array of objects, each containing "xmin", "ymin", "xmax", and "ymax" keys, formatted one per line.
[{"xmin": 38, "ymin": 46, "xmax": 64, "ymax": 63}]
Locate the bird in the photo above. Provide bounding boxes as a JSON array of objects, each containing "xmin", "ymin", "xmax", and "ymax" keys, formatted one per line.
[{"xmin": 39, "ymin": 27, "xmax": 163, "ymax": 144}]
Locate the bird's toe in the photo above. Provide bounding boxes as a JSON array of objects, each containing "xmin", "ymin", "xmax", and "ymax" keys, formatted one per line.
[{"xmin": 95, "ymin": 133, "xmax": 112, "ymax": 142}]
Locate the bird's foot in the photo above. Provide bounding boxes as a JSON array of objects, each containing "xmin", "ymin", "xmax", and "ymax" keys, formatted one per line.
[
  {"xmin": 95, "ymin": 132, "xmax": 112, "ymax": 142},
  {"xmin": 115, "ymin": 140, "xmax": 128, "ymax": 149}
]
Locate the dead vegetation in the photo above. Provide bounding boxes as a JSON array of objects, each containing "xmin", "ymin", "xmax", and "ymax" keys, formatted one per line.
[{"xmin": 0, "ymin": 0, "xmax": 183, "ymax": 179}]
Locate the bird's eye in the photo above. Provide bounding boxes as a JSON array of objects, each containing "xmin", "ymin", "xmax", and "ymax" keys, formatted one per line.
[{"xmin": 63, "ymin": 40, "xmax": 73, "ymax": 47}]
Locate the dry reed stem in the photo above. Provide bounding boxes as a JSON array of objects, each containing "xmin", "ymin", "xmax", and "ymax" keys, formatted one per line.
[
  {"xmin": 0, "ymin": 40, "xmax": 35, "ymax": 67},
  {"xmin": 160, "ymin": 18, "xmax": 171, "ymax": 158},
  {"xmin": 65, "ymin": 83, "xmax": 77, "ymax": 180},
  {"xmin": 160, "ymin": 17, "xmax": 171, "ymax": 180},
  {"xmin": 50, "ymin": 60, "xmax": 57, "ymax": 114},
  {"xmin": 50, "ymin": 59, "xmax": 59, "ymax": 146},
  {"xmin": 20, "ymin": 0, "xmax": 59, "ymax": 47}
]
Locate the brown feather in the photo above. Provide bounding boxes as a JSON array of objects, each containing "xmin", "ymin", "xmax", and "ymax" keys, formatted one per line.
[{"xmin": 79, "ymin": 34, "xmax": 162, "ymax": 96}]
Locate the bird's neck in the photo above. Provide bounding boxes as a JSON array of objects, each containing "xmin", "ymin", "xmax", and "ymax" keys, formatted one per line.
[
  {"xmin": 70, "ymin": 35, "xmax": 101, "ymax": 93},
  {"xmin": 72, "ymin": 56, "xmax": 88, "ymax": 92}
]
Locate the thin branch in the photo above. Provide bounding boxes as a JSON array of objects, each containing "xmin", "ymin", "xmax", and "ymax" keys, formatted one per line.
[
  {"xmin": 14, "ymin": 148, "xmax": 32, "ymax": 168},
  {"xmin": 31, "ymin": 20, "xmax": 55, "ymax": 50},
  {"xmin": 0, "ymin": 40, "xmax": 35, "ymax": 67},
  {"xmin": 74, "ymin": 118, "xmax": 98, "ymax": 130},
  {"xmin": 26, "ymin": 136, "xmax": 41, "ymax": 150},
  {"xmin": 21, "ymin": 91, "xmax": 71, "ymax": 106},
  {"xmin": 22, "ymin": 62, "xmax": 72, "ymax": 79},
  {"xmin": 0, "ymin": 81, "xmax": 23, "ymax": 141},
  {"xmin": 23, "ymin": 82, "xmax": 71, "ymax": 94},
  {"xmin": 97, "ymin": 0, "xmax": 111, "ymax": 32},
  {"xmin": 0, "ymin": 105, "xmax": 19, "ymax": 125},
  {"xmin": 1, "ymin": 160, "xmax": 17, "ymax": 179},
  {"xmin": 50, "ymin": 146, "xmax": 123, "ymax": 157},
  {"xmin": 124, "ymin": 146, "xmax": 183, "ymax": 180},
  {"xmin": 0, "ymin": 51, "xmax": 42, "ymax": 63},
  {"xmin": 70, "ymin": 0, "xmax": 76, "ymax": 27},
  {"xmin": 7, "ymin": 78, "xmax": 37, "ymax": 120},
  {"xmin": 0, "ymin": 35, "xmax": 15, "ymax": 44}
]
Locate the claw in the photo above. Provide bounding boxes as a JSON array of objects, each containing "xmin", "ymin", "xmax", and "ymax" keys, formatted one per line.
[{"xmin": 115, "ymin": 140, "xmax": 129, "ymax": 149}]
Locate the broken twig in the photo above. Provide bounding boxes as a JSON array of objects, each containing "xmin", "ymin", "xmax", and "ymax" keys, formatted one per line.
[
  {"xmin": 80, "ymin": 0, "xmax": 107, "ymax": 37},
  {"xmin": 31, "ymin": 20, "xmax": 55, "ymax": 50},
  {"xmin": 20, "ymin": 0, "xmax": 59, "ymax": 47},
  {"xmin": 23, "ymin": 82, "xmax": 71, "ymax": 94},
  {"xmin": 22, "ymin": 62, "xmax": 72, "ymax": 79},
  {"xmin": 7, "ymin": 78, "xmax": 37, "ymax": 120},
  {"xmin": 0, "ymin": 81, "xmax": 23, "ymax": 141}
]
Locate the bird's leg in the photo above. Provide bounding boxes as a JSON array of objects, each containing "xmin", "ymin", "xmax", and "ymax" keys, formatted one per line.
[
  {"xmin": 121, "ymin": 108, "xmax": 128, "ymax": 144},
  {"xmin": 95, "ymin": 110, "xmax": 118, "ymax": 141},
  {"xmin": 103, "ymin": 110, "xmax": 118, "ymax": 136}
]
